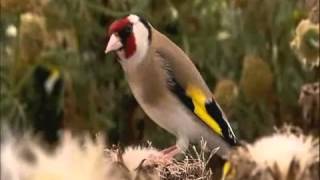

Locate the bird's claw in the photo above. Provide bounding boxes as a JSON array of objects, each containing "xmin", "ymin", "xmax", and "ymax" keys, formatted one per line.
[{"xmin": 144, "ymin": 153, "xmax": 173, "ymax": 167}]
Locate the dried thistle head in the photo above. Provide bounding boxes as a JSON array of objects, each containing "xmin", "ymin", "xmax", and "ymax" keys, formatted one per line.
[
  {"xmin": 290, "ymin": 19, "xmax": 319, "ymax": 68},
  {"xmin": 240, "ymin": 55, "xmax": 274, "ymax": 104},
  {"xmin": 0, "ymin": 0, "xmax": 49, "ymax": 13},
  {"xmin": 19, "ymin": 12, "xmax": 47, "ymax": 63},
  {"xmin": 1, "ymin": 131, "xmax": 108, "ymax": 180},
  {"xmin": 228, "ymin": 126, "xmax": 319, "ymax": 180},
  {"xmin": 105, "ymin": 145, "xmax": 161, "ymax": 180},
  {"xmin": 303, "ymin": 0, "xmax": 319, "ymax": 23},
  {"xmin": 1, "ymin": 130, "xmax": 35, "ymax": 180},
  {"xmin": 106, "ymin": 140, "xmax": 217, "ymax": 180},
  {"xmin": 214, "ymin": 79, "xmax": 239, "ymax": 113},
  {"xmin": 1, "ymin": 127, "xmax": 162, "ymax": 180},
  {"xmin": 160, "ymin": 140, "xmax": 215, "ymax": 180},
  {"xmin": 298, "ymin": 82, "xmax": 320, "ymax": 132}
]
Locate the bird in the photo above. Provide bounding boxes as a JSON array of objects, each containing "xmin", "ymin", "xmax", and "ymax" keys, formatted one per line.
[
  {"xmin": 23, "ymin": 64, "xmax": 64, "ymax": 145},
  {"xmin": 104, "ymin": 14, "xmax": 238, "ymax": 162}
]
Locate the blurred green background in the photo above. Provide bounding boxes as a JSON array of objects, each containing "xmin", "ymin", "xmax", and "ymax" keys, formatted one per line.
[{"xmin": 0, "ymin": 0, "xmax": 319, "ymax": 147}]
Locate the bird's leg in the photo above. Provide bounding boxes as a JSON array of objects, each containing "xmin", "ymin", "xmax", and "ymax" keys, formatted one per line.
[
  {"xmin": 146, "ymin": 138, "xmax": 189, "ymax": 166},
  {"xmin": 146, "ymin": 145, "xmax": 181, "ymax": 166},
  {"xmin": 160, "ymin": 145, "xmax": 178, "ymax": 155},
  {"xmin": 161, "ymin": 145, "xmax": 181, "ymax": 159}
]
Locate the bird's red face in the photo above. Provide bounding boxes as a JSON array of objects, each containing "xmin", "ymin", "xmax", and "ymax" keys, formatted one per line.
[
  {"xmin": 105, "ymin": 15, "xmax": 151, "ymax": 62},
  {"xmin": 106, "ymin": 17, "xmax": 136, "ymax": 59}
]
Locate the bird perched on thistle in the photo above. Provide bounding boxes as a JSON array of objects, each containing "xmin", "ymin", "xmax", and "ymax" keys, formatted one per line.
[{"xmin": 104, "ymin": 14, "xmax": 238, "ymax": 167}]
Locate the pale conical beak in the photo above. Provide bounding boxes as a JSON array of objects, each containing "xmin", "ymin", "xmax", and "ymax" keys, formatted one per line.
[{"xmin": 105, "ymin": 34, "xmax": 123, "ymax": 54}]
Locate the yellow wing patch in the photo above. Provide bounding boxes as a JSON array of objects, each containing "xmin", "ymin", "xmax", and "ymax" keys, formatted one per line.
[
  {"xmin": 222, "ymin": 161, "xmax": 231, "ymax": 180},
  {"xmin": 44, "ymin": 67, "xmax": 61, "ymax": 94},
  {"xmin": 186, "ymin": 85, "xmax": 223, "ymax": 136},
  {"xmin": 51, "ymin": 68, "xmax": 60, "ymax": 79}
]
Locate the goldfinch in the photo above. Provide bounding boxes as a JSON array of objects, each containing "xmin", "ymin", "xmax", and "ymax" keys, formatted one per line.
[
  {"xmin": 105, "ymin": 14, "xmax": 237, "ymax": 159},
  {"xmin": 24, "ymin": 65, "xmax": 64, "ymax": 145}
]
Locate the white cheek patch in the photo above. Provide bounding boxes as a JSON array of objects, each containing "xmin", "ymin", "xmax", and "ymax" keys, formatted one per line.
[
  {"xmin": 128, "ymin": 14, "xmax": 139, "ymax": 23},
  {"xmin": 120, "ymin": 15, "xmax": 150, "ymax": 67}
]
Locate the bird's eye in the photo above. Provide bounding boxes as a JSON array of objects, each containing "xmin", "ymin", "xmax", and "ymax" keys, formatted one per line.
[
  {"xmin": 122, "ymin": 24, "xmax": 133, "ymax": 34},
  {"xmin": 117, "ymin": 24, "xmax": 133, "ymax": 41}
]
